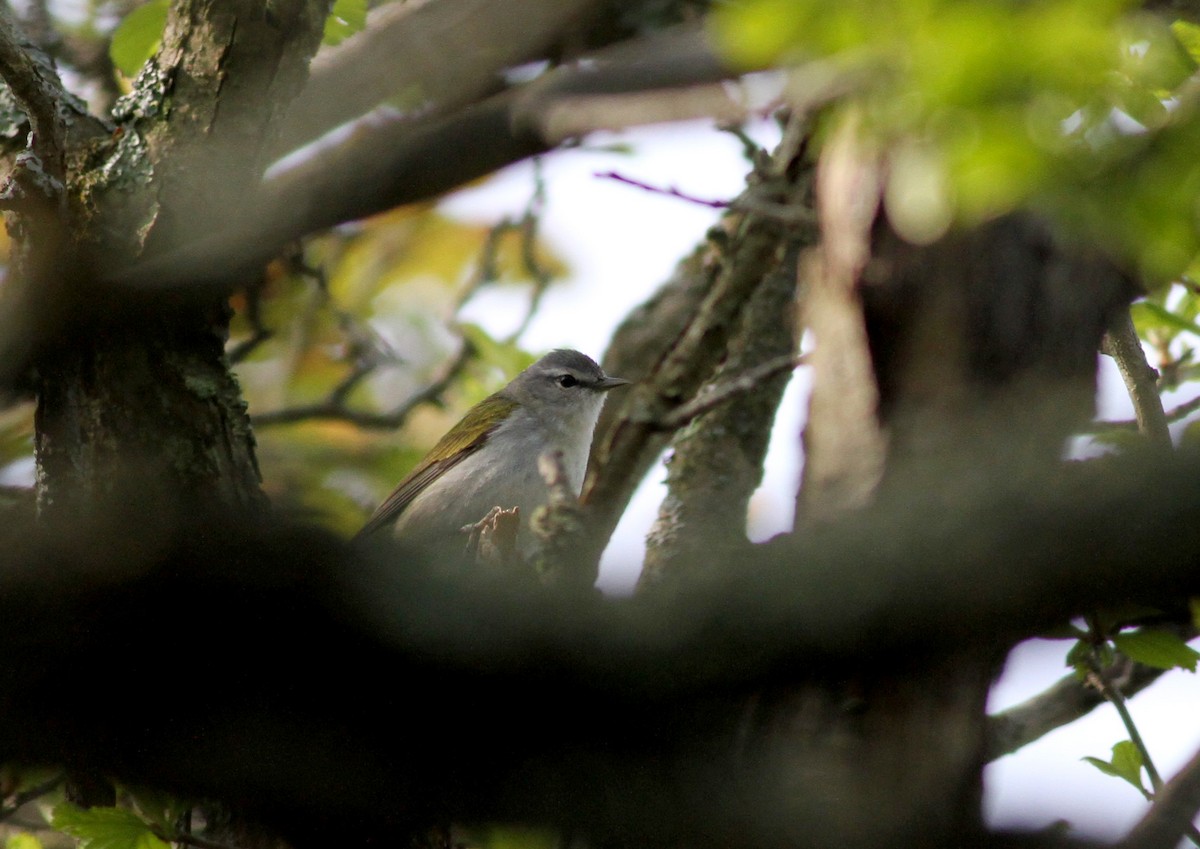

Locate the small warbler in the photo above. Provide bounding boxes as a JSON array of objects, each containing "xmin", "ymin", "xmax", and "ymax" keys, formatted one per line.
[{"xmin": 357, "ymin": 349, "xmax": 629, "ymax": 559}]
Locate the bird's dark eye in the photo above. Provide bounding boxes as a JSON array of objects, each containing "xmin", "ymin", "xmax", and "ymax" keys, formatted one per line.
[{"xmin": 557, "ymin": 374, "xmax": 579, "ymax": 388}]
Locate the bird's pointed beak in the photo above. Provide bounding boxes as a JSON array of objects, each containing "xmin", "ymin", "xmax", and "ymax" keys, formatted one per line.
[{"xmin": 597, "ymin": 375, "xmax": 631, "ymax": 391}]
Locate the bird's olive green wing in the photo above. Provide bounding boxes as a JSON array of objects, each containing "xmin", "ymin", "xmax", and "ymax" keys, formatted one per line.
[{"xmin": 355, "ymin": 393, "xmax": 517, "ymax": 539}]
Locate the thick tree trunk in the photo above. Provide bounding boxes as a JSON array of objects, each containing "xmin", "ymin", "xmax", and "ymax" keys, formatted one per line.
[
  {"xmin": 34, "ymin": 301, "xmax": 263, "ymax": 518},
  {"xmin": 31, "ymin": 1, "xmax": 331, "ymax": 517},
  {"xmin": 22, "ymin": 0, "xmax": 331, "ymax": 826}
]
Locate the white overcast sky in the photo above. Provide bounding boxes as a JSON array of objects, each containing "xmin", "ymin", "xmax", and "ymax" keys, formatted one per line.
[{"xmin": 438, "ymin": 118, "xmax": 1200, "ymax": 843}]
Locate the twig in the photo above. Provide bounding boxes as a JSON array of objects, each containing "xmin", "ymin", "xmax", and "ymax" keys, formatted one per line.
[
  {"xmin": 719, "ymin": 121, "xmax": 769, "ymax": 165},
  {"xmin": 453, "ymin": 160, "xmax": 556, "ymax": 344},
  {"xmin": 463, "ymin": 506, "xmax": 522, "ymax": 568},
  {"xmin": 986, "ymin": 659, "xmax": 1165, "ymax": 760},
  {"xmin": 731, "ymin": 195, "xmax": 817, "ymax": 225},
  {"xmin": 1120, "ymin": 744, "xmax": 1200, "ymax": 849},
  {"xmin": 1101, "ymin": 309, "xmax": 1172, "ymax": 448},
  {"xmin": 655, "ymin": 354, "xmax": 804, "ymax": 431},
  {"xmin": 0, "ymin": 772, "xmax": 64, "ymax": 821},
  {"xmin": 1090, "ymin": 660, "xmax": 1164, "ymax": 794},
  {"xmin": 594, "ymin": 169, "xmax": 731, "ymax": 209},
  {"xmin": 455, "ymin": 217, "xmax": 515, "ymax": 312},
  {"xmin": 1084, "ymin": 625, "xmax": 1200, "ymax": 846},
  {"xmin": 507, "ymin": 157, "xmax": 554, "ymax": 343},
  {"xmin": 227, "ymin": 279, "xmax": 273, "ymax": 364},
  {"xmin": 252, "ymin": 342, "xmax": 473, "ymax": 429},
  {"xmin": 1090, "ymin": 393, "xmax": 1200, "ymax": 435}
]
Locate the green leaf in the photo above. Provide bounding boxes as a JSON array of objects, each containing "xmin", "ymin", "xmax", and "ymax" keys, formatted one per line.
[
  {"xmin": 1113, "ymin": 629, "xmax": 1200, "ymax": 671},
  {"xmin": 109, "ymin": 0, "xmax": 169, "ymax": 78},
  {"xmin": 50, "ymin": 804, "xmax": 170, "ymax": 849},
  {"xmin": 323, "ymin": 0, "xmax": 368, "ymax": 46},
  {"xmin": 1083, "ymin": 740, "xmax": 1147, "ymax": 795},
  {"xmin": 1172, "ymin": 20, "xmax": 1200, "ymax": 66},
  {"xmin": 1130, "ymin": 300, "xmax": 1200, "ymax": 338}
]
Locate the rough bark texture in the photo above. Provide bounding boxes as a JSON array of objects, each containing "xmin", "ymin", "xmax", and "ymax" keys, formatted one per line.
[
  {"xmin": 32, "ymin": 1, "xmax": 332, "ymax": 520},
  {"xmin": 572, "ymin": 122, "xmax": 810, "ymax": 585},
  {"xmin": 640, "ymin": 243, "xmax": 801, "ymax": 585}
]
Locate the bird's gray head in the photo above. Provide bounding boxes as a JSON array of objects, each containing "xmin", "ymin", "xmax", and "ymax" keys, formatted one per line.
[{"xmin": 503, "ymin": 349, "xmax": 629, "ymax": 420}]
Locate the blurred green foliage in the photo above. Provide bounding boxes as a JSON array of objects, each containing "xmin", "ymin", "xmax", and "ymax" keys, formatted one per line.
[
  {"xmin": 323, "ymin": 0, "xmax": 369, "ymax": 47},
  {"xmin": 5, "ymin": 834, "xmax": 43, "ymax": 849},
  {"xmin": 231, "ymin": 205, "xmax": 564, "ymax": 537},
  {"xmin": 108, "ymin": 0, "xmax": 168, "ymax": 77},
  {"xmin": 714, "ymin": 0, "xmax": 1200, "ymax": 278}
]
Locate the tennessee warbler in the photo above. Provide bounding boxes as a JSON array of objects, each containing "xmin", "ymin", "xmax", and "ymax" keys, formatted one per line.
[{"xmin": 357, "ymin": 349, "xmax": 629, "ymax": 559}]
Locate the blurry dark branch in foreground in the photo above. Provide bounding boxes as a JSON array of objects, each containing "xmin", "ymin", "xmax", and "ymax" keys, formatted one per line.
[
  {"xmin": 1119, "ymin": 744, "xmax": 1200, "ymax": 849},
  {"xmin": 986, "ymin": 659, "xmax": 1165, "ymax": 760},
  {"xmin": 271, "ymin": 0, "xmax": 608, "ymax": 157},
  {"xmin": 269, "ymin": 23, "xmax": 734, "ymax": 225},
  {"xmin": 0, "ymin": 451, "xmax": 1199, "ymax": 847},
  {"xmin": 104, "ymin": 25, "xmax": 739, "ymax": 294},
  {"xmin": 252, "ymin": 341, "xmax": 474, "ymax": 429}
]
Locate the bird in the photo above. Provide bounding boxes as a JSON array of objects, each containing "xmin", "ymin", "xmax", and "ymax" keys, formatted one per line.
[{"xmin": 356, "ymin": 349, "xmax": 629, "ymax": 562}]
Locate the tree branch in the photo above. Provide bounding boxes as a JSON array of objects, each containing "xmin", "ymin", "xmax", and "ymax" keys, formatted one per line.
[
  {"xmin": 986, "ymin": 659, "xmax": 1164, "ymax": 760},
  {"xmin": 1090, "ymin": 392, "xmax": 1200, "ymax": 435},
  {"xmin": 2, "ymin": 449, "xmax": 1200, "ymax": 846},
  {"xmin": 654, "ymin": 354, "xmax": 803, "ymax": 431},
  {"xmin": 104, "ymin": 24, "xmax": 738, "ymax": 294},
  {"xmin": 1101, "ymin": 308, "xmax": 1171, "ymax": 448},
  {"xmin": 1120, "ymin": 744, "xmax": 1200, "ymax": 849},
  {"xmin": 641, "ymin": 245, "xmax": 802, "ymax": 585},
  {"xmin": 272, "ymin": 0, "xmax": 608, "ymax": 157},
  {"xmin": 0, "ymin": 5, "xmax": 68, "ymax": 185},
  {"xmin": 797, "ymin": 107, "xmax": 887, "ymax": 523},
  {"xmin": 251, "ymin": 341, "xmax": 474, "ymax": 429},
  {"xmin": 564, "ymin": 113, "xmax": 815, "ymax": 578}
]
